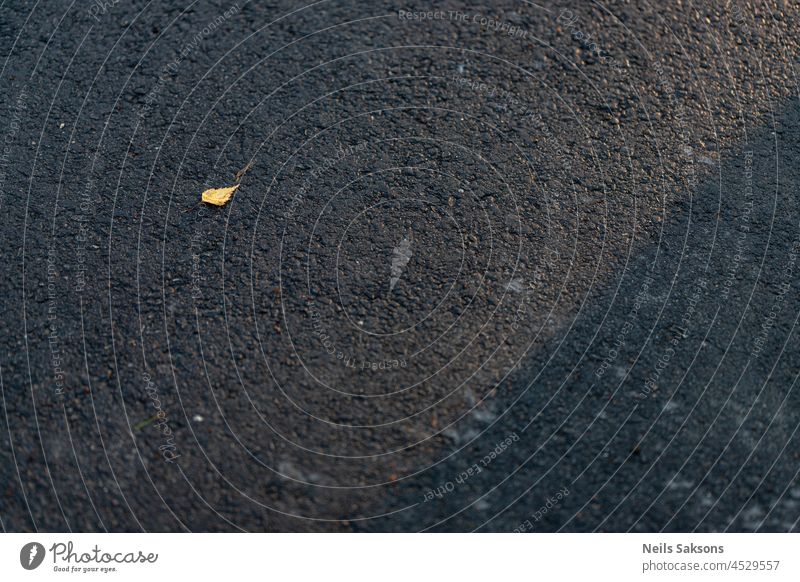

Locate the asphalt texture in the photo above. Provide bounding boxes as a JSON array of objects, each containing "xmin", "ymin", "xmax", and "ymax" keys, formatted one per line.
[{"xmin": 1, "ymin": 0, "xmax": 799, "ymax": 532}]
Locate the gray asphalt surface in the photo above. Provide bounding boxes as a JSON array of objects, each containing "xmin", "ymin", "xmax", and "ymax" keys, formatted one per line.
[{"xmin": 1, "ymin": 0, "xmax": 799, "ymax": 532}]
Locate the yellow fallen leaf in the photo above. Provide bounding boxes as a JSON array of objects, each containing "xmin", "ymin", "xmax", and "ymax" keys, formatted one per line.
[{"xmin": 201, "ymin": 184, "xmax": 239, "ymax": 206}]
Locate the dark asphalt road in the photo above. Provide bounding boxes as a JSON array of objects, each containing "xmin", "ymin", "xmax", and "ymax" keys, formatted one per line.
[{"xmin": 1, "ymin": 0, "xmax": 799, "ymax": 532}]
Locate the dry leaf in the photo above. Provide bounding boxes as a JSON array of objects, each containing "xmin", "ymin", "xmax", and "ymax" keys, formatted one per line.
[
  {"xmin": 234, "ymin": 159, "xmax": 254, "ymax": 182},
  {"xmin": 201, "ymin": 184, "xmax": 239, "ymax": 206}
]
